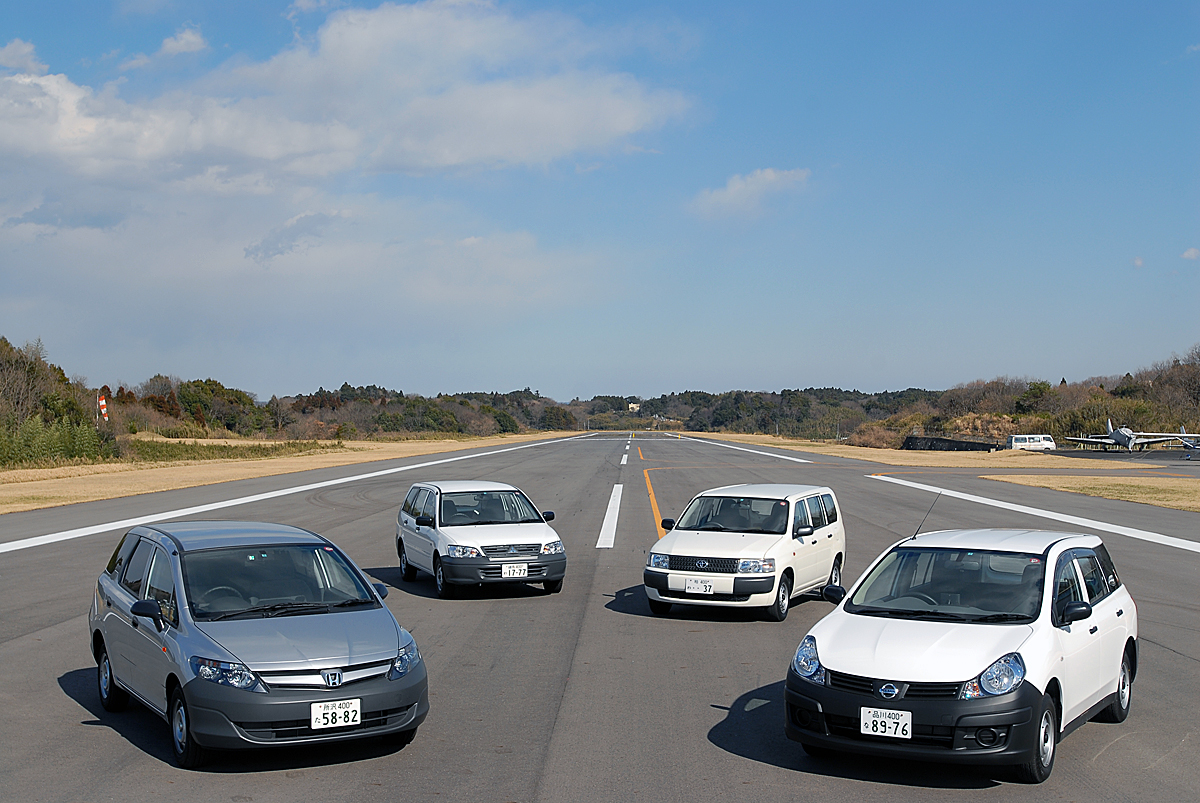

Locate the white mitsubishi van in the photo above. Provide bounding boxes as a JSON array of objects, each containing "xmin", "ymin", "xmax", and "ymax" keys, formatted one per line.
[{"xmin": 644, "ymin": 484, "xmax": 846, "ymax": 621}]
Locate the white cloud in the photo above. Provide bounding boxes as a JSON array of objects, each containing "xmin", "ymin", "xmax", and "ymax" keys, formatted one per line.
[
  {"xmin": 159, "ymin": 28, "xmax": 208, "ymax": 57},
  {"xmin": 1188, "ymin": 44, "xmax": 1200, "ymax": 54},
  {"xmin": 0, "ymin": 40, "xmax": 48, "ymax": 75},
  {"xmin": 690, "ymin": 167, "xmax": 811, "ymax": 219},
  {"xmin": 1182, "ymin": 248, "xmax": 1199, "ymax": 260},
  {"xmin": 1133, "ymin": 256, "xmax": 1144, "ymax": 268},
  {"xmin": 118, "ymin": 53, "xmax": 151, "ymax": 71}
]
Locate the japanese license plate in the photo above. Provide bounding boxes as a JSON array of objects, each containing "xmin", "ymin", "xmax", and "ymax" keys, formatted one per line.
[
  {"xmin": 684, "ymin": 577, "xmax": 715, "ymax": 594},
  {"xmin": 311, "ymin": 698, "xmax": 360, "ymax": 730},
  {"xmin": 860, "ymin": 707, "xmax": 911, "ymax": 739},
  {"xmin": 502, "ymin": 563, "xmax": 528, "ymax": 578}
]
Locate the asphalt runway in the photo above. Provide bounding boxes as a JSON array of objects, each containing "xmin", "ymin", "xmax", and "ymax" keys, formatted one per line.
[{"xmin": 1, "ymin": 434, "xmax": 1197, "ymax": 803}]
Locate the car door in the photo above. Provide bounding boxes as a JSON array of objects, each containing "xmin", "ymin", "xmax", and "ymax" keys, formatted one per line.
[
  {"xmin": 1076, "ymin": 548, "xmax": 1128, "ymax": 698},
  {"xmin": 127, "ymin": 547, "xmax": 179, "ymax": 714},
  {"xmin": 104, "ymin": 538, "xmax": 156, "ymax": 695},
  {"xmin": 1052, "ymin": 552, "xmax": 1105, "ymax": 725},
  {"xmin": 788, "ymin": 498, "xmax": 825, "ymax": 591},
  {"xmin": 819, "ymin": 493, "xmax": 843, "ymax": 568},
  {"xmin": 401, "ymin": 487, "xmax": 434, "ymax": 572},
  {"xmin": 413, "ymin": 489, "xmax": 440, "ymax": 571}
]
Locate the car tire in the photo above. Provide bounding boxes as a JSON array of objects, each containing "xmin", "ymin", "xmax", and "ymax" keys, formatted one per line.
[
  {"xmin": 97, "ymin": 643, "xmax": 128, "ymax": 712},
  {"xmin": 647, "ymin": 598, "xmax": 672, "ymax": 616},
  {"xmin": 766, "ymin": 574, "xmax": 792, "ymax": 622},
  {"xmin": 828, "ymin": 557, "xmax": 842, "ymax": 588},
  {"xmin": 801, "ymin": 741, "xmax": 832, "ymax": 759},
  {"xmin": 434, "ymin": 556, "xmax": 456, "ymax": 599},
  {"xmin": 399, "ymin": 542, "xmax": 417, "ymax": 582},
  {"xmin": 543, "ymin": 579, "xmax": 563, "ymax": 594},
  {"xmin": 169, "ymin": 687, "xmax": 207, "ymax": 769},
  {"xmin": 1014, "ymin": 693, "xmax": 1057, "ymax": 783},
  {"xmin": 1096, "ymin": 651, "xmax": 1133, "ymax": 723},
  {"xmin": 386, "ymin": 726, "xmax": 418, "ymax": 749}
]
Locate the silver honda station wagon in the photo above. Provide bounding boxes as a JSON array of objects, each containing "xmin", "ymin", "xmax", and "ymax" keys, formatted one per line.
[{"xmin": 89, "ymin": 521, "xmax": 428, "ymax": 768}]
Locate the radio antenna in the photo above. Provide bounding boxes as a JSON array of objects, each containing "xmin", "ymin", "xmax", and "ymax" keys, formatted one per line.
[{"xmin": 913, "ymin": 493, "xmax": 942, "ymax": 537}]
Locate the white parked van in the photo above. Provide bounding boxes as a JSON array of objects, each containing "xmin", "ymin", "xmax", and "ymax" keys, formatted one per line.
[{"xmin": 1007, "ymin": 435, "xmax": 1056, "ymax": 451}]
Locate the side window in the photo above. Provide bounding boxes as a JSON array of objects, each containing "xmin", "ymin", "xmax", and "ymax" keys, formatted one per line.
[
  {"xmin": 1052, "ymin": 555, "xmax": 1085, "ymax": 624},
  {"xmin": 120, "ymin": 540, "xmax": 155, "ymax": 597},
  {"xmin": 105, "ymin": 532, "xmax": 138, "ymax": 577},
  {"xmin": 1094, "ymin": 544, "xmax": 1121, "ymax": 591},
  {"xmin": 1076, "ymin": 552, "xmax": 1111, "ymax": 603},
  {"xmin": 402, "ymin": 487, "xmax": 421, "ymax": 517},
  {"xmin": 820, "ymin": 493, "xmax": 838, "ymax": 524},
  {"xmin": 144, "ymin": 548, "xmax": 179, "ymax": 627},
  {"xmin": 806, "ymin": 496, "xmax": 826, "ymax": 529},
  {"xmin": 421, "ymin": 491, "xmax": 438, "ymax": 520},
  {"xmin": 413, "ymin": 489, "xmax": 431, "ymax": 518},
  {"xmin": 792, "ymin": 500, "xmax": 810, "ymax": 533}
]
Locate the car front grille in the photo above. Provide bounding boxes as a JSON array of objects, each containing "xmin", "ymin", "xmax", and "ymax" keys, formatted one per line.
[
  {"xmin": 481, "ymin": 544, "xmax": 541, "ymax": 557},
  {"xmin": 236, "ymin": 704, "xmax": 413, "ymax": 741},
  {"xmin": 660, "ymin": 589, "xmax": 750, "ymax": 602},
  {"xmin": 668, "ymin": 555, "xmax": 740, "ymax": 574},
  {"xmin": 825, "ymin": 714, "xmax": 955, "ymax": 748},
  {"xmin": 827, "ymin": 671, "xmax": 961, "ymax": 700},
  {"xmin": 480, "ymin": 564, "xmax": 548, "ymax": 578},
  {"xmin": 258, "ymin": 659, "xmax": 392, "ymax": 689}
]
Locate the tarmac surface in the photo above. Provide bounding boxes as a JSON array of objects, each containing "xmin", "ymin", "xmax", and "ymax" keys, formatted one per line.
[{"xmin": 1, "ymin": 433, "xmax": 1197, "ymax": 802}]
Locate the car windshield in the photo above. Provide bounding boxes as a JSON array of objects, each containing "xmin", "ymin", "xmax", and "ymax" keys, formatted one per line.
[
  {"xmin": 440, "ymin": 491, "xmax": 543, "ymax": 526},
  {"xmin": 844, "ymin": 547, "xmax": 1045, "ymax": 624},
  {"xmin": 182, "ymin": 544, "xmax": 377, "ymax": 621},
  {"xmin": 676, "ymin": 496, "xmax": 790, "ymax": 534}
]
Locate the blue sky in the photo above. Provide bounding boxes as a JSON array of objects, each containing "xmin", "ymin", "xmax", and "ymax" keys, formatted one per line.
[{"xmin": 2, "ymin": 1, "xmax": 1197, "ymax": 401}]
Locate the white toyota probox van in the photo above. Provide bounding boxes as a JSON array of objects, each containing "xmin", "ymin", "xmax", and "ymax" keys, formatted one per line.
[{"xmin": 644, "ymin": 484, "xmax": 846, "ymax": 621}]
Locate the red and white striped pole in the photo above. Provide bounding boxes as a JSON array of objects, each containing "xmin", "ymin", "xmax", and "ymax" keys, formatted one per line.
[{"xmin": 98, "ymin": 394, "xmax": 109, "ymax": 422}]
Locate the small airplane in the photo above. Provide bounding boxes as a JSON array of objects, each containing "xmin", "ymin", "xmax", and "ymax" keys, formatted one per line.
[
  {"xmin": 1064, "ymin": 419, "xmax": 1181, "ymax": 452},
  {"xmin": 1178, "ymin": 426, "xmax": 1199, "ymax": 453}
]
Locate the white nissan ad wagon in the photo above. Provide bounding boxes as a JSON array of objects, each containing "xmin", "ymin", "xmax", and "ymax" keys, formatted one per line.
[
  {"xmin": 643, "ymin": 484, "xmax": 846, "ymax": 621},
  {"xmin": 784, "ymin": 529, "xmax": 1137, "ymax": 783}
]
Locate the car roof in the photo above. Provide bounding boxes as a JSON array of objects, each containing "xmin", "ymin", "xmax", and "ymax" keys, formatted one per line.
[
  {"xmin": 140, "ymin": 521, "xmax": 327, "ymax": 552},
  {"xmin": 904, "ymin": 528, "xmax": 1101, "ymax": 553},
  {"xmin": 420, "ymin": 480, "xmax": 520, "ymax": 493},
  {"xmin": 697, "ymin": 483, "xmax": 829, "ymax": 500}
]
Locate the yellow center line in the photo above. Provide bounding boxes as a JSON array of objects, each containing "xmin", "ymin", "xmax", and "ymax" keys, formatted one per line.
[
  {"xmin": 637, "ymin": 446, "xmax": 644, "ymax": 460},
  {"xmin": 644, "ymin": 468, "xmax": 665, "ymax": 539}
]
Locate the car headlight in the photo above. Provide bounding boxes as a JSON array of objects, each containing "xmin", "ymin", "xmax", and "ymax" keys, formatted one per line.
[
  {"xmin": 190, "ymin": 657, "xmax": 264, "ymax": 691},
  {"xmin": 738, "ymin": 558, "xmax": 775, "ymax": 573},
  {"xmin": 446, "ymin": 544, "xmax": 480, "ymax": 558},
  {"xmin": 647, "ymin": 553, "xmax": 670, "ymax": 569},
  {"xmin": 388, "ymin": 629, "xmax": 422, "ymax": 681},
  {"xmin": 542, "ymin": 540, "xmax": 565, "ymax": 555},
  {"xmin": 792, "ymin": 635, "xmax": 825, "ymax": 684},
  {"xmin": 960, "ymin": 653, "xmax": 1025, "ymax": 699}
]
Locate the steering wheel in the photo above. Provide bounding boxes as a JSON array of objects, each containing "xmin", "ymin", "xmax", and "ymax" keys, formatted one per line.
[
  {"xmin": 200, "ymin": 586, "xmax": 243, "ymax": 602},
  {"xmin": 899, "ymin": 592, "xmax": 939, "ymax": 606}
]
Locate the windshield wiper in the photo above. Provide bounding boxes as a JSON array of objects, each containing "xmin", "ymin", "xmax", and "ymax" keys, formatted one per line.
[
  {"xmin": 330, "ymin": 598, "xmax": 376, "ymax": 608},
  {"xmin": 861, "ymin": 608, "xmax": 973, "ymax": 621},
  {"xmin": 972, "ymin": 613, "xmax": 1033, "ymax": 623},
  {"xmin": 208, "ymin": 602, "xmax": 329, "ymax": 621},
  {"xmin": 740, "ymin": 528, "xmax": 784, "ymax": 535},
  {"xmin": 696, "ymin": 524, "xmax": 728, "ymax": 531}
]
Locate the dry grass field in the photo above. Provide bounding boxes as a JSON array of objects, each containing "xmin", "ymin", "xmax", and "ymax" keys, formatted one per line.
[{"xmin": 981, "ymin": 475, "xmax": 1200, "ymax": 513}]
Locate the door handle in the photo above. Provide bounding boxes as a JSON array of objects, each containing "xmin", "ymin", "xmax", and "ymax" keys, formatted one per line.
[
  {"xmin": 1089, "ymin": 625, "xmax": 1098, "ymax": 634},
  {"xmin": 810, "ymin": 540, "xmax": 818, "ymax": 545},
  {"xmin": 1116, "ymin": 609, "xmax": 1124, "ymax": 617},
  {"xmin": 131, "ymin": 617, "xmax": 139, "ymax": 629}
]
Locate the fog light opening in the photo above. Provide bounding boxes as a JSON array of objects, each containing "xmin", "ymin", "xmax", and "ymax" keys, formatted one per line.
[{"xmin": 975, "ymin": 727, "xmax": 999, "ymax": 747}]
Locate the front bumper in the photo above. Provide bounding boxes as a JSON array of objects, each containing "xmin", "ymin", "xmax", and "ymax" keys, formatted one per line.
[
  {"xmin": 184, "ymin": 662, "xmax": 429, "ymax": 749},
  {"xmin": 783, "ymin": 667, "xmax": 1041, "ymax": 765},
  {"xmin": 643, "ymin": 568, "xmax": 776, "ymax": 606},
  {"xmin": 442, "ymin": 553, "xmax": 566, "ymax": 585}
]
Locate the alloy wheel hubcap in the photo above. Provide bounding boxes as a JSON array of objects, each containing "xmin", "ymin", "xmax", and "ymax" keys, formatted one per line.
[
  {"xmin": 1039, "ymin": 711, "xmax": 1054, "ymax": 766},
  {"xmin": 100, "ymin": 657, "xmax": 111, "ymax": 696},
  {"xmin": 173, "ymin": 704, "xmax": 187, "ymax": 751},
  {"xmin": 1119, "ymin": 665, "xmax": 1130, "ymax": 708}
]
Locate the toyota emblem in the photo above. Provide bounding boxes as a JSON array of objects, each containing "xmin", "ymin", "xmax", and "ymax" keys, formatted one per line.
[
  {"xmin": 879, "ymin": 683, "xmax": 900, "ymax": 699},
  {"xmin": 321, "ymin": 669, "xmax": 344, "ymax": 688},
  {"xmin": 695, "ymin": 560, "xmax": 709, "ymax": 569}
]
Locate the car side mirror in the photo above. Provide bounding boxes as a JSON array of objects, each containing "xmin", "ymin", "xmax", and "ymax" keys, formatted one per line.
[
  {"xmin": 372, "ymin": 583, "xmax": 389, "ymax": 600},
  {"xmin": 131, "ymin": 599, "xmax": 164, "ymax": 631},
  {"xmin": 661, "ymin": 518, "xmax": 675, "ymax": 532},
  {"xmin": 1061, "ymin": 600, "xmax": 1092, "ymax": 624},
  {"xmin": 415, "ymin": 515, "xmax": 434, "ymax": 528},
  {"xmin": 794, "ymin": 526, "xmax": 814, "ymax": 540},
  {"xmin": 542, "ymin": 511, "xmax": 555, "ymax": 522},
  {"xmin": 821, "ymin": 585, "xmax": 846, "ymax": 604}
]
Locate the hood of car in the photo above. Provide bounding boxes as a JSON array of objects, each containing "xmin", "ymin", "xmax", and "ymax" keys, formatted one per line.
[
  {"xmin": 653, "ymin": 529, "xmax": 785, "ymax": 560},
  {"xmin": 195, "ymin": 606, "xmax": 400, "ymax": 672},
  {"xmin": 811, "ymin": 610, "xmax": 1033, "ymax": 683},
  {"xmin": 446, "ymin": 522, "xmax": 558, "ymax": 548}
]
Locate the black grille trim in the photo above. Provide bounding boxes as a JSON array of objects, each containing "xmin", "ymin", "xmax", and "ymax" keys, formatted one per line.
[
  {"xmin": 236, "ymin": 704, "xmax": 413, "ymax": 741},
  {"xmin": 660, "ymin": 589, "xmax": 750, "ymax": 602},
  {"xmin": 480, "ymin": 564, "xmax": 548, "ymax": 579},
  {"xmin": 667, "ymin": 555, "xmax": 740, "ymax": 574},
  {"xmin": 481, "ymin": 543, "xmax": 541, "ymax": 557}
]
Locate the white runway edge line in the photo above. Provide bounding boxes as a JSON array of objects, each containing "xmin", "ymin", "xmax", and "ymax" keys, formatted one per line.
[
  {"xmin": 870, "ymin": 474, "xmax": 1200, "ymax": 555},
  {"xmin": 620, "ymin": 454, "xmax": 628, "ymax": 465},
  {"xmin": 0, "ymin": 434, "xmax": 596, "ymax": 555},
  {"xmin": 682, "ymin": 437, "xmax": 812, "ymax": 463},
  {"xmin": 595, "ymin": 484, "xmax": 623, "ymax": 549}
]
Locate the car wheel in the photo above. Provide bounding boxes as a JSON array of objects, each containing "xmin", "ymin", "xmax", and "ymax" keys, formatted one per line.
[
  {"xmin": 169, "ymin": 687, "xmax": 207, "ymax": 769},
  {"xmin": 801, "ymin": 741, "xmax": 832, "ymax": 759},
  {"xmin": 97, "ymin": 643, "xmax": 128, "ymax": 712},
  {"xmin": 1097, "ymin": 651, "xmax": 1133, "ymax": 723},
  {"xmin": 1014, "ymin": 693, "xmax": 1057, "ymax": 783},
  {"xmin": 434, "ymin": 557, "xmax": 456, "ymax": 599},
  {"xmin": 828, "ymin": 557, "xmax": 842, "ymax": 588},
  {"xmin": 766, "ymin": 574, "xmax": 792, "ymax": 622},
  {"xmin": 386, "ymin": 726, "xmax": 418, "ymax": 749},
  {"xmin": 399, "ymin": 542, "xmax": 417, "ymax": 582},
  {"xmin": 647, "ymin": 598, "xmax": 672, "ymax": 616},
  {"xmin": 543, "ymin": 579, "xmax": 563, "ymax": 594}
]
